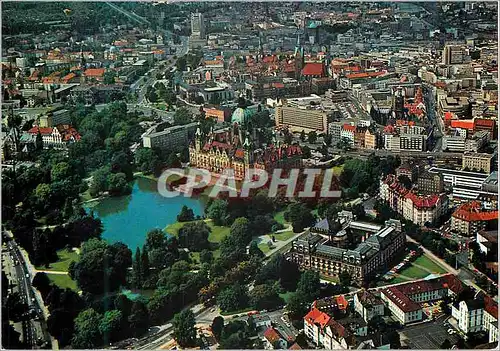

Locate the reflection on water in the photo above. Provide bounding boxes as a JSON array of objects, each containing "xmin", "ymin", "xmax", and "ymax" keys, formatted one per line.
[{"xmin": 86, "ymin": 178, "xmax": 205, "ymax": 250}]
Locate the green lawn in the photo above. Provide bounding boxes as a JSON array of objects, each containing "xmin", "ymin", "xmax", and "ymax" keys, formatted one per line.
[
  {"xmin": 279, "ymin": 291, "xmax": 294, "ymax": 304},
  {"xmin": 273, "ymin": 211, "xmax": 288, "ymax": 225},
  {"xmin": 413, "ymin": 255, "xmax": 447, "ymax": 274},
  {"xmin": 272, "ymin": 231, "xmax": 295, "ymax": 241},
  {"xmin": 46, "ymin": 274, "xmax": 78, "ymax": 291},
  {"xmin": 220, "ymin": 307, "xmax": 254, "ymax": 316},
  {"xmin": 36, "ymin": 249, "xmax": 79, "ymax": 272},
  {"xmin": 258, "ymin": 242, "xmax": 273, "ymax": 254},
  {"xmin": 398, "ymin": 265, "xmax": 430, "ymax": 279},
  {"xmin": 320, "ymin": 274, "xmax": 340, "ymax": 284},
  {"xmin": 331, "ymin": 165, "xmax": 344, "ymax": 176}
]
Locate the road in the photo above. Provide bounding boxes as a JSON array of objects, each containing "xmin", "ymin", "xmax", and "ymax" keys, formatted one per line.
[{"xmin": 2, "ymin": 232, "xmax": 53, "ymax": 348}]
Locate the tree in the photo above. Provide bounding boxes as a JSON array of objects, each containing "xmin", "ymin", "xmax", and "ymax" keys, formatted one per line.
[
  {"xmin": 339, "ymin": 270, "xmax": 352, "ymax": 287},
  {"xmin": 89, "ymin": 166, "xmax": 110, "ymax": 197},
  {"xmin": 284, "ymin": 131, "xmax": 293, "ymax": 145},
  {"xmin": 301, "ymin": 145, "xmax": 311, "ymax": 159},
  {"xmin": 107, "ymin": 172, "xmax": 131, "ymax": 196},
  {"xmin": 133, "ymin": 247, "xmax": 142, "ymax": 288},
  {"xmin": 34, "ymin": 183, "xmax": 51, "ymax": 204},
  {"xmin": 217, "ymin": 284, "xmax": 249, "ymax": 313},
  {"xmin": 177, "ymin": 205, "xmax": 195, "ymax": 222},
  {"xmin": 135, "ymin": 148, "xmax": 161, "ymax": 175},
  {"xmin": 178, "ymin": 221, "xmax": 211, "ymax": 251},
  {"xmin": 300, "ymin": 130, "xmax": 306, "ymax": 142},
  {"xmin": 103, "ymin": 71, "xmax": 117, "ymax": 85},
  {"xmin": 200, "ymin": 249, "xmax": 213, "ymax": 264},
  {"xmin": 172, "ymin": 309, "xmax": 197, "ymax": 347},
  {"xmin": 248, "ymin": 241, "xmax": 264, "ymax": 258},
  {"xmin": 173, "ymin": 108, "xmax": 192, "ymax": 126},
  {"xmin": 128, "ymin": 301, "xmax": 149, "ymax": 337},
  {"xmin": 337, "ymin": 137, "xmax": 351, "ymax": 151},
  {"xmin": 296, "ymin": 271, "xmax": 320, "ymax": 301},
  {"xmin": 35, "ymin": 131, "xmax": 43, "ymax": 150},
  {"xmin": 287, "ymin": 291, "xmax": 309, "ymax": 319},
  {"xmin": 70, "ymin": 239, "xmax": 131, "ymax": 294},
  {"xmin": 207, "ymin": 199, "xmax": 229, "ymax": 226},
  {"xmin": 99, "ymin": 310, "xmax": 123, "ymax": 344},
  {"xmin": 285, "ymin": 203, "xmax": 315, "ymax": 233},
  {"xmin": 71, "ymin": 308, "xmax": 103, "ymax": 349},
  {"xmin": 230, "ymin": 217, "xmax": 252, "ymax": 247},
  {"xmin": 307, "ymin": 131, "xmax": 317, "ymax": 144},
  {"xmin": 211, "ymin": 316, "xmax": 224, "ymax": 340},
  {"xmin": 249, "ymin": 284, "xmax": 283, "ymax": 311}
]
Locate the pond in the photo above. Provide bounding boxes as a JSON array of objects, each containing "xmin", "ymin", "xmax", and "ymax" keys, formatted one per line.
[{"xmin": 85, "ymin": 177, "xmax": 206, "ymax": 250}]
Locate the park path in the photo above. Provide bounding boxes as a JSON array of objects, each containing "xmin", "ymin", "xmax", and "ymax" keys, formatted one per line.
[{"xmin": 34, "ymin": 270, "xmax": 68, "ymax": 275}]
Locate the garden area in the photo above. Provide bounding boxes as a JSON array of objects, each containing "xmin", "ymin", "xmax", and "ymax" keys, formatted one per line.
[
  {"xmin": 388, "ymin": 255, "xmax": 448, "ymax": 284},
  {"xmin": 35, "ymin": 248, "xmax": 80, "ymax": 291}
]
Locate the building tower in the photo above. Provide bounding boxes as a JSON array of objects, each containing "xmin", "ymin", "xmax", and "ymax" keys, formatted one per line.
[
  {"xmin": 191, "ymin": 12, "xmax": 205, "ymax": 39},
  {"xmin": 294, "ymin": 33, "xmax": 303, "ymax": 80},
  {"xmin": 257, "ymin": 32, "xmax": 264, "ymax": 62},
  {"xmin": 392, "ymin": 86, "xmax": 405, "ymax": 119}
]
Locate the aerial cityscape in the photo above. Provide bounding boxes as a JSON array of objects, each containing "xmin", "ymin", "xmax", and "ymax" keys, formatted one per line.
[{"xmin": 1, "ymin": 1, "xmax": 498, "ymax": 350}]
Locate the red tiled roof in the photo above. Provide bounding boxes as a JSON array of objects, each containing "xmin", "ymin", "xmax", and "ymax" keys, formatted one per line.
[
  {"xmin": 289, "ymin": 342, "xmax": 302, "ymax": 350},
  {"xmin": 84, "ymin": 68, "xmax": 105, "ymax": 77},
  {"xmin": 263, "ymin": 327, "xmax": 282, "ymax": 344},
  {"xmin": 61, "ymin": 72, "xmax": 76, "ymax": 82},
  {"xmin": 346, "ymin": 71, "xmax": 384, "ymax": 79},
  {"xmin": 343, "ymin": 124, "xmax": 356, "ymax": 132},
  {"xmin": 444, "ymin": 111, "xmax": 456, "ymax": 121},
  {"xmin": 405, "ymin": 192, "xmax": 440, "ymax": 209},
  {"xmin": 382, "ymin": 287, "xmax": 421, "ymax": 313},
  {"xmin": 484, "ymin": 294, "xmax": 498, "ymax": 319},
  {"xmin": 474, "ymin": 118, "xmax": 495, "ymax": 129},
  {"xmin": 451, "ymin": 120, "xmax": 474, "ymax": 130},
  {"xmin": 336, "ymin": 295, "xmax": 348, "ymax": 310},
  {"xmin": 235, "ymin": 148, "xmax": 245, "ymax": 159},
  {"xmin": 304, "ymin": 307, "xmax": 331, "ymax": 328},
  {"xmin": 28, "ymin": 126, "xmax": 52, "ymax": 135},
  {"xmin": 302, "ymin": 62, "xmax": 324, "ymax": 76},
  {"xmin": 452, "ymin": 201, "xmax": 498, "ymax": 222},
  {"xmin": 56, "ymin": 125, "xmax": 81, "ymax": 141}
]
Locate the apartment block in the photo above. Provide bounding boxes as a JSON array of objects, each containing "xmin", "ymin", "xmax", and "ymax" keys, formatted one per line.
[{"xmin": 462, "ymin": 152, "xmax": 493, "ymax": 173}]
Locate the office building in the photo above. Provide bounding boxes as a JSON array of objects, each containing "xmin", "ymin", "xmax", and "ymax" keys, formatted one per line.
[
  {"xmin": 442, "ymin": 45, "xmax": 469, "ymax": 65},
  {"xmin": 417, "ymin": 171, "xmax": 444, "ymax": 195},
  {"xmin": 451, "ymin": 201, "xmax": 498, "ymax": 236},
  {"xmin": 289, "ymin": 219, "xmax": 405, "ymax": 285},
  {"xmin": 191, "ymin": 12, "xmax": 205, "ymax": 39},
  {"xmin": 275, "ymin": 105, "xmax": 330, "ymax": 133},
  {"xmin": 462, "ymin": 152, "xmax": 493, "ymax": 174},
  {"xmin": 143, "ymin": 122, "xmax": 198, "ymax": 151}
]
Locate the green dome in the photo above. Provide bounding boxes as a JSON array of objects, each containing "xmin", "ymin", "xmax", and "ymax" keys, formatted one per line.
[{"xmin": 231, "ymin": 107, "xmax": 254, "ymax": 124}]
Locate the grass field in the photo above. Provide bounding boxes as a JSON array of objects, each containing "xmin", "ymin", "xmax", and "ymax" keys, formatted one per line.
[
  {"xmin": 36, "ymin": 249, "xmax": 79, "ymax": 272},
  {"xmin": 273, "ymin": 211, "xmax": 288, "ymax": 225},
  {"xmin": 413, "ymin": 255, "xmax": 447, "ymax": 274},
  {"xmin": 279, "ymin": 291, "xmax": 294, "ymax": 304},
  {"xmin": 398, "ymin": 265, "xmax": 430, "ymax": 279},
  {"xmin": 258, "ymin": 242, "xmax": 273, "ymax": 254},
  {"xmin": 47, "ymin": 274, "xmax": 78, "ymax": 291},
  {"xmin": 272, "ymin": 231, "xmax": 295, "ymax": 241}
]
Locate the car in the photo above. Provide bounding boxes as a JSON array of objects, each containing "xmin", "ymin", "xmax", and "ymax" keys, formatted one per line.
[{"xmin": 447, "ymin": 329, "xmax": 456, "ymax": 335}]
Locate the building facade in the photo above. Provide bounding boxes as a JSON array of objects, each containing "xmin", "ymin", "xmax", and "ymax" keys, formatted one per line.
[
  {"xmin": 462, "ymin": 152, "xmax": 493, "ymax": 174},
  {"xmin": 143, "ymin": 122, "xmax": 198, "ymax": 151}
]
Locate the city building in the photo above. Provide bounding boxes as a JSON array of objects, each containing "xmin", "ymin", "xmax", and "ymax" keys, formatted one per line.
[
  {"xmin": 289, "ymin": 219, "xmax": 405, "ymax": 285},
  {"xmin": 442, "ymin": 44, "xmax": 469, "ymax": 65},
  {"xmin": 191, "ymin": 12, "xmax": 205, "ymax": 39},
  {"xmin": 340, "ymin": 124, "xmax": 355, "ymax": 146},
  {"xmin": 427, "ymin": 166, "xmax": 493, "ymax": 200},
  {"xmin": 203, "ymin": 106, "xmax": 232, "ymax": 123},
  {"xmin": 462, "ymin": 152, "xmax": 493, "ymax": 173},
  {"xmin": 477, "ymin": 230, "xmax": 498, "ymax": 256},
  {"xmin": 380, "ymin": 175, "xmax": 448, "ymax": 226},
  {"xmin": 451, "ymin": 201, "xmax": 498, "ymax": 236},
  {"xmin": 39, "ymin": 109, "xmax": 71, "ymax": 128},
  {"xmin": 142, "ymin": 122, "xmax": 198, "ymax": 151},
  {"xmin": 275, "ymin": 105, "xmax": 330, "ymax": 133},
  {"xmin": 381, "ymin": 274, "xmax": 463, "ymax": 325},
  {"xmin": 353, "ymin": 290, "xmax": 385, "ymax": 323},
  {"xmin": 396, "ymin": 162, "xmax": 419, "ymax": 183},
  {"xmin": 189, "ymin": 117, "xmax": 301, "ymax": 180},
  {"xmin": 27, "ymin": 125, "xmax": 81, "ymax": 149},
  {"xmin": 263, "ymin": 327, "xmax": 288, "ymax": 349},
  {"xmin": 417, "ymin": 170, "xmax": 444, "ymax": 195},
  {"xmin": 383, "ymin": 124, "xmax": 427, "ymax": 152},
  {"xmin": 451, "ymin": 293, "xmax": 498, "ymax": 342}
]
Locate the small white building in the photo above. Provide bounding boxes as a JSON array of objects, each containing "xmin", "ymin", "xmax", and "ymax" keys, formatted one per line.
[{"xmin": 353, "ymin": 290, "xmax": 385, "ymax": 322}]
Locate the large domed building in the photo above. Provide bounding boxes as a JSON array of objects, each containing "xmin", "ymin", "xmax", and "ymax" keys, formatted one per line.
[{"xmin": 231, "ymin": 97, "xmax": 255, "ymax": 125}]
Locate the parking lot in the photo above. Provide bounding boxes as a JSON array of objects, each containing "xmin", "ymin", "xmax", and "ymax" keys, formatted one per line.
[{"xmin": 400, "ymin": 316, "xmax": 460, "ymax": 349}]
